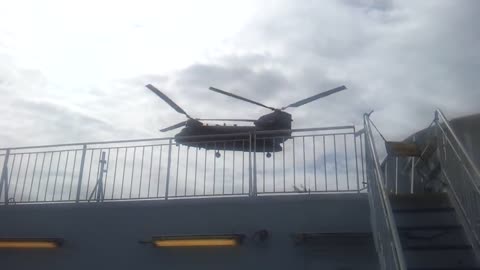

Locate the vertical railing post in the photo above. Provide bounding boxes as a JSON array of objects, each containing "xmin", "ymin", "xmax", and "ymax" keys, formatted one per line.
[
  {"xmin": 384, "ymin": 157, "xmax": 388, "ymax": 191},
  {"xmin": 75, "ymin": 144, "xmax": 87, "ymax": 203},
  {"xmin": 410, "ymin": 135, "xmax": 416, "ymax": 194},
  {"xmin": 353, "ymin": 128, "xmax": 361, "ymax": 193},
  {"xmin": 410, "ymin": 157, "xmax": 415, "ymax": 194},
  {"xmin": 248, "ymin": 132, "xmax": 252, "ymax": 196},
  {"xmin": 96, "ymin": 151, "xmax": 106, "ymax": 202},
  {"xmin": 165, "ymin": 139, "xmax": 173, "ymax": 200},
  {"xmin": 252, "ymin": 130, "xmax": 257, "ymax": 196},
  {"xmin": 433, "ymin": 111, "xmax": 444, "ymax": 163},
  {"xmin": 1, "ymin": 149, "xmax": 10, "ymax": 205},
  {"xmin": 395, "ymin": 157, "xmax": 399, "ymax": 194}
]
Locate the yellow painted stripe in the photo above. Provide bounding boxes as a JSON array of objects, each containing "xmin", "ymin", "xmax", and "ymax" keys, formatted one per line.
[
  {"xmin": 154, "ymin": 239, "xmax": 237, "ymax": 247},
  {"xmin": 0, "ymin": 242, "xmax": 58, "ymax": 249}
]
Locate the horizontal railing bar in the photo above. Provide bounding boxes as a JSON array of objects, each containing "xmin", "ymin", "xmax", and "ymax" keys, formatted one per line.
[
  {"xmin": 172, "ymin": 127, "xmax": 354, "ymax": 141},
  {"xmin": 248, "ymin": 132, "xmax": 355, "ymax": 141},
  {"xmin": 0, "ymin": 125, "xmax": 355, "ymax": 151},
  {"xmin": 0, "ymin": 137, "xmax": 173, "ymax": 151},
  {"xmin": 171, "ymin": 133, "xmax": 251, "ymax": 141},
  {"xmin": 252, "ymin": 125, "xmax": 355, "ymax": 135},
  {"xmin": 258, "ymin": 190, "xmax": 361, "ymax": 194},
  {"xmin": 0, "ymin": 188, "xmax": 365, "ymax": 204},
  {"xmin": 173, "ymin": 132, "xmax": 355, "ymax": 145},
  {"xmin": 0, "ymin": 200, "xmax": 77, "ymax": 205},
  {"xmin": 86, "ymin": 143, "xmax": 172, "ymax": 151},
  {"xmin": 277, "ymin": 132, "xmax": 354, "ymax": 139},
  {"xmin": 166, "ymin": 194, "xmax": 249, "ymax": 199},
  {"xmin": 101, "ymin": 197, "xmax": 166, "ymax": 202},
  {"xmin": 6, "ymin": 149, "xmax": 82, "ymax": 156},
  {"xmin": 168, "ymin": 138, "xmax": 251, "ymax": 145}
]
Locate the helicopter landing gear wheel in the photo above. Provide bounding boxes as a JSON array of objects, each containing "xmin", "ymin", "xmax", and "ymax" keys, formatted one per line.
[
  {"xmin": 215, "ymin": 151, "xmax": 221, "ymax": 158},
  {"xmin": 266, "ymin": 152, "xmax": 272, "ymax": 158}
]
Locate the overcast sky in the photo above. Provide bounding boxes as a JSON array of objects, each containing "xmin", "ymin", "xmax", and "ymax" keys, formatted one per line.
[{"xmin": 0, "ymin": 0, "xmax": 478, "ymax": 147}]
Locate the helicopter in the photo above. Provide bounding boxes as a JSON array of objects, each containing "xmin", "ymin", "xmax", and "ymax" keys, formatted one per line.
[{"xmin": 146, "ymin": 84, "xmax": 347, "ymax": 157}]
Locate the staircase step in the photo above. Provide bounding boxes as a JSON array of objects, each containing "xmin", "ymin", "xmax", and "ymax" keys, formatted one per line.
[
  {"xmin": 399, "ymin": 226, "xmax": 470, "ymax": 248},
  {"xmin": 408, "ymin": 267, "xmax": 480, "ymax": 270},
  {"xmin": 398, "ymin": 225, "xmax": 463, "ymax": 231},
  {"xmin": 404, "ymin": 249, "xmax": 479, "ymax": 269},
  {"xmin": 393, "ymin": 207, "xmax": 455, "ymax": 213},
  {"xmin": 390, "ymin": 192, "xmax": 449, "ymax": 200},
  {"xmin": 404, "ymin": 244, "xmax": 472, "ymax": 251},
  {"xmin": 394, "ymin": 210, "xmax": 459, "ymax": 227},
  {"xmin": 390, "ymin": 193, "xmax": 452, "ymax": 210},
  {"xmin": 387, "ymin": 193, "xmax": 480, "ymax": 269}
]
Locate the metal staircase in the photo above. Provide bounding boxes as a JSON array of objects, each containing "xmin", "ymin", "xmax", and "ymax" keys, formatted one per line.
[
  {"xmin": 365, "ymin": 110, "xmax": 480, "ymax": 270},
  {"xmin": 392, "ymin": 193, "xmax": 479, "ymax": 270}
]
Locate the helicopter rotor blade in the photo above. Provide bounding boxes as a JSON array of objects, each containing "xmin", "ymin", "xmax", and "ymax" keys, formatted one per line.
[
  {"xmin": 196, "ymin": 118, "xmax": 256, "ymax": 122},
  {"xmin": 159, "ymin": 121, "xmax": 188, "ymax": 132},
  {"xmin": 146, "ymin": 84, "xmax": 191, "ymax": 118},
  {"xmin": 209, "ymin": 87, "xmax": 276, "ymax": 111},
  {"xmin": 281, "ymin": 85, "xmax": 347, "ymax": 110}
]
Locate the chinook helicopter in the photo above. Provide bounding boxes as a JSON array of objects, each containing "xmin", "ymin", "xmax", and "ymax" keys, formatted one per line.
[{"xmin": 146, "ymin": 84, "xmax": 346, "ymax": 157}]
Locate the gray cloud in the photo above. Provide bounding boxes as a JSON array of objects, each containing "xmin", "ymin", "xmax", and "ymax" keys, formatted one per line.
[
  {"xmin": 177, "ymin": 63, "xmax": 290, "ymax": 99},
  {"xmin": 1, "ymin": 0, "xmax": 479, "ymax": 147},
  {"xmin": 0, "ymin": 58, "xmax": 153, "ymax": 147},
  {"xmin": 1, "ymin": 98, "xmax": 115, "ymax": 146},
  {"xmin": 146, "ymin": 0, "xmax": 479, "ymax": 140}
]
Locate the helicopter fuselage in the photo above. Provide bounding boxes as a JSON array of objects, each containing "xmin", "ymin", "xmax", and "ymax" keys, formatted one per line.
[{"xmin": 174, "ymin": 111, "xmax": 293, "ymax": 153}]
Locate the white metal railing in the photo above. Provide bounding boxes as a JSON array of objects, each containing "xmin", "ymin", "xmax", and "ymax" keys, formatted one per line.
[
  {"xmin": 434, "ymin": 109, "xmax": 480, "ymax": 252},
  {"xmin": 364, "ymin": 114, "xmax": 407, "ymax": 270},
  {"xmin": 381, "ymin": 120, "xmax": 438, "ymax": 195},
  {"xmin": 0, "ymin": 125, "xmax": 366, "ymax": 205}
]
